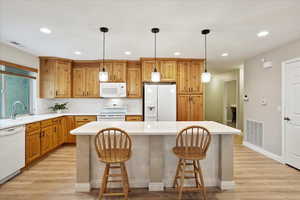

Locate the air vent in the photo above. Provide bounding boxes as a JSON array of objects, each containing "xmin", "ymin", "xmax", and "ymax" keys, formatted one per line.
[
  {"xmin": 245, "ymin": 119, "xmax": 263, "ymax": 148},
  {"xmin": 9, "ymin": 41, "xmax": 25, "ymax": 48}
]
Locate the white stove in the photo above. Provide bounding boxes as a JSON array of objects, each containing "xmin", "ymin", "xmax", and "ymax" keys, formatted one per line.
[{"xmin": 97, "ymin": 107, "xmax": 127, "ymax": 121}]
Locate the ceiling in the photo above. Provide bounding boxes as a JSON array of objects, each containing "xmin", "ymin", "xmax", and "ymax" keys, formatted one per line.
[{"xmin": 1, "ymin": 0, "xmax": 300, "ymax": 73}]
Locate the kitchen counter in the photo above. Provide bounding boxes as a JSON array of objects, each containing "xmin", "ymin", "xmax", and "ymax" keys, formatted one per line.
[
  {"xmin": 0, "ymin": 113, "xmax": 98, "ymax": 130},
  {"xmin": 71, "ymin": 121, "xmax": 240, "ymax": 192}
]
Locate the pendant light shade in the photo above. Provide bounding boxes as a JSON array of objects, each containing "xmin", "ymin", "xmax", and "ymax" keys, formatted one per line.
[
  {"xmin": 201, "ymin": 29, "xmax": 211, "ymax": 83},
  {"xmin": 99, "ymin": 27, "xmax": 109, "ymax": 82},
  {"xmin": 151, "ymin": 28, "xmax": 160, "ymax": 82}
]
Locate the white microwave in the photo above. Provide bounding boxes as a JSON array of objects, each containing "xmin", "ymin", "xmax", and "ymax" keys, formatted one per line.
[{"xmin": 100, "ymin": 83, "xmax": 127, "ymax": 98}]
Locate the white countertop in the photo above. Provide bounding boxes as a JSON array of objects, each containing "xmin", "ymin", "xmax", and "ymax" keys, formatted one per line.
[
  {"xmin": 0, "ymin": 113, "xmax": 98, "ymax": 130},
  {"xmin": 70, "ymin": 121, "xmax": 241, "ymax": 136}
]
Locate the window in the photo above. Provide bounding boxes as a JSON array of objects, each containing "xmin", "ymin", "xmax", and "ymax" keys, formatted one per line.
[{"xmin": 0, "ymin": 65, "xmax": 36, "ymax": 119}]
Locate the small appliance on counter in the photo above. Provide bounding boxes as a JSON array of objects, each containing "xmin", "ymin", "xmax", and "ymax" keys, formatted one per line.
[
  {"xmin": 97, "ymin": 106, "xmax": 127, "ymax": 121},
  {"xmin": 100, "ymin": 82, "xmax": 126, "ymax": 98},
  {"xmin": 144, "ymin": 83, "xmax": 176, "ymax": 121}
]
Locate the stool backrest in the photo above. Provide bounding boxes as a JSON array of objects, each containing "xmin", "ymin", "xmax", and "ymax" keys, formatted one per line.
[
  {"xmin": 176, "ymin": 126, "xmax": 211, "ymax": 154},
  {"xmin": 94, "ymin": 128, "xmax": 132, "ymax": 161}
]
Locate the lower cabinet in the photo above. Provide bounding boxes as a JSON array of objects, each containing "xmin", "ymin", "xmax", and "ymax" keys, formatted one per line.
[
  {"xmin": 125, "ymin": 115, "xmax": 143, "ymax": 121},
  {"xmin": 26, "ymin": 129, "xmax": 41, "ymax": 164},
  {"xmin": 75, "ymin": 116, "xmax": 97, "ymax": 128},
  {"xmin": 41, "ymin": 125, "xmax": 53, "ymax": 155},
  {"xmin": 65, "ymin": 116, "xmax": 76, "ymax": 144},
  {"xmin": 177, "ymin": 94, "xmax": 203, "ymax": 121}
]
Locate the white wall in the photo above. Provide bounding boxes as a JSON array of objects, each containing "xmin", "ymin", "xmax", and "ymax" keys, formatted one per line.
[{"xmin": 244, "ymin": 38, "xmax": 300, "ymax": 156}]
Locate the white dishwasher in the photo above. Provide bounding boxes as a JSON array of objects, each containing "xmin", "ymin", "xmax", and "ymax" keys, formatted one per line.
[{"xmin": 0, "ymin": 125, "xmax": 25, "ymax": 184}]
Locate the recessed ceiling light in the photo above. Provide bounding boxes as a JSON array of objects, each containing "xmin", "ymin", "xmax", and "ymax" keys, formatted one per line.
[
  {"xmin": 222, "ymin": 53, "xmax": 229, "ymax": 57},
  {"xmin": 174, "ymin": 52, "xmax": 181, "ymax": 56},
  {"xmin": 40, "ymin": 27, "xmax": 52, "ymax": 34},
  {"xmin": 257, "ymin": 30, "xmax": 269, "ymax": 37},
  {"xmin": 124, "ymin": 51, "xmax": 131, "ymax": 55},
  {"xmin": 74, "ymin": 51, "xmax": 82, "ymax": 55}
]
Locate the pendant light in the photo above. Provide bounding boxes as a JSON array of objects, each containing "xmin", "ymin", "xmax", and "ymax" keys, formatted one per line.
[
  {"xmin": 151, "ymin": 28, "xmax": 160, "ymax": 82},
  {"xmin": 99, "ymin": 27, "xmax": 109, "ymax": 82},
  {"xmin": 201, "ymin": 29, "xmax": 211, "ymax": 83}
]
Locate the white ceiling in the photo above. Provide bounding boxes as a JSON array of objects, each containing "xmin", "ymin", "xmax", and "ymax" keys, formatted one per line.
[{"xmin": 1, "ymin": 0, "xmax": 300, "ymax": 73}]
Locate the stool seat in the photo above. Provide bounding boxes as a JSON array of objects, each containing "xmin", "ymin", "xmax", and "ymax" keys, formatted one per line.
[
  {"xmin": 173, "ymin": 147, "xmax": 206, "ymax": 160},
  {"xmin": 99, "ymin": 148, "xmax": 131, "ymax": 163}
]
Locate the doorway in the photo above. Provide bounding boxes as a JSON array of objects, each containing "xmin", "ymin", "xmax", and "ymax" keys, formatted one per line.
[{"xmin": 223, "ymin": 80, "xmax": 237, "ymax": 128}]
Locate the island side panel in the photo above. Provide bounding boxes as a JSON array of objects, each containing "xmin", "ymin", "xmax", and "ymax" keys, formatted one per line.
[
  {"xmin": 219, "ymin": 134, "xmax": 234, "ymax": 190},
  {"xmin": 75, "ymin": 135, "xmax": 91, "ymax": 192}
]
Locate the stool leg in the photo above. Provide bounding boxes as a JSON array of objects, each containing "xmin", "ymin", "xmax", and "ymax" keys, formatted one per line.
[
  {"xmin": 173, "ymin": 159, "xmax": 182, "ymax": 188},
  {"xmin": 123, "ymin": 163, "xmax": 131, "ymax": 192},
  {"xmin": 120, "ymin": 162, "xmax": 129, "ymax": 200},
  {"xmin": 178, "ymin": 159, "xmax": 186, "ymax": 200},
  {"xmin": 99, "ymin": 163, "xmax": 110, "ymax": 200},
  {"xmin": 197, "ymin": 160, "xmax": 207, "ymax": 200},
  {"xmin": 193, "ymin": 160, "xmax": 201, "ymax": 188}
]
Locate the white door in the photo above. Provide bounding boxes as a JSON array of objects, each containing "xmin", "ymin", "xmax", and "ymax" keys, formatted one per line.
[
  {"xmin": 285, "ymin": 59, "xmax": 300, "ymax": 169},
  {"xmin": 144, "ymin": 84, "xmax": 158, "ymax": 121},
  {"xmin": 157, "ymin": 85, "xmax": 176, "ymax": 121}
]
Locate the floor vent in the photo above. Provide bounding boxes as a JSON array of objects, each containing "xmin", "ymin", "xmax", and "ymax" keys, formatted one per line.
[{"xmin": 245, "ymin": 120, "xmax": 263, "ymax": 148}]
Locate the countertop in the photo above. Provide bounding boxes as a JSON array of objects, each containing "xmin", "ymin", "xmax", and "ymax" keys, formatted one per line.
[{"xmin": 70, "ymin": 121, "xmax": 241, "ymax": 136}]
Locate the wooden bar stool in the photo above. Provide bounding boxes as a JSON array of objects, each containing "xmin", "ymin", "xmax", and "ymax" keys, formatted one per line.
[
  {"xmin": 94, "ymin": 128, "xmax": 132, "ymax": 200},
  {"xmin": 172, "ymin": 126, "xmax": 212, "ymax": 200}
]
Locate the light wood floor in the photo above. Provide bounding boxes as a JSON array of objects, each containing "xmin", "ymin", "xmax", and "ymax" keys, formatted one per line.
[{"xmin": 0, "ymin": 145, "xmax": 300, "ymax": 200}]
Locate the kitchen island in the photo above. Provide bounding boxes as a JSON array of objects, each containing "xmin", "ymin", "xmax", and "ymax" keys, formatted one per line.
[{"xmin": 71, "ymin": 121, "xmax": 241, "ymax": 192}]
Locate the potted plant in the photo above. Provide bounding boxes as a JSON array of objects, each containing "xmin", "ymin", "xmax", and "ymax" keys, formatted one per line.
[{"xmin": 49, "ymin": 102, "xmax": 68, "ymax": 114}]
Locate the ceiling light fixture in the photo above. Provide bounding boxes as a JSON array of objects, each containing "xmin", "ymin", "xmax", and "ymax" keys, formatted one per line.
[
  {"xmin": 124, "ymin": 51, "xmax": 131, "ymax": 55},
  {"xmin": 99, "ymin": 27, "xmax": 109, "ymax": 82},
  {"xmin": 201, "ymin": 29, "xmax": 211, "ymax": 83},
  {"xmin": 151, "ymin": 27, "xmax": 160, "ymax": 82},
  {"xmin": 174, "ymin": 52, "xmax": 181, "ymax": 56},
  {"xmin": 222, "ymin": 53, "xmax": 229, "ymax": 57},
  {"xmin": 257, "ymin": 30, "xmax": 269, "ymax": 37},
  {"xmin": 74, "ymin": 51, "xmax": 82, "ymax": 55},
  {"xmin": 40, "ymin": 27, "xmax": 52, "ymax": 34}
]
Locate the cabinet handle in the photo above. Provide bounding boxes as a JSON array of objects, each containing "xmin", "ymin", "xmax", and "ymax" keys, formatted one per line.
[
  {"xmin": 86, "ymin": 91, "xmax": 89, "ymax": 96},
  {"xmin": 191, "ymin": 88, "xmax": 193, "ymax": 92},
  {"xmin": 55, "ymin": 91, "xmax": 58, "ymax": 96},
  {"xmin": 82, "ymin": 91, "xmax": 85, "ymax": 96}
]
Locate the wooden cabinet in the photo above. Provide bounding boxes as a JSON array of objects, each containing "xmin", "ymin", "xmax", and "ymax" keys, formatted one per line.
[
  {"xmin": 75, "ymin": 116, "xmax": 96, "ymax": 128},
  {"xmin": 127, "ymin": 61, "xmax": 142, "ymax": 98},
  {"xmin": 65, "ymin": 116, "xmax": 76, "ymax": 143},
  {"xmin": 177, "ymin": 60, "xmax": 203, "ymax": 94},
  {"xmin": 100, "ymin": 62, "xmax": 127, "ymax": 82},
  {"xmin": 41, "ymin": 125, "xmax": 53, "ymax": 155},
  {"xmin": 141, "ymin": 59, "xmax": 177, "ymax": 82},
  {"xmin": 177, "ymin": 94, "xmax": 203, "ymax": 121},
  {"xmin": 73, "ymin": 67, "xmax": 99, "ymax": 98},
  {"xmin": 142, "ymin": 60, "xmax": 156, "ymax": 82},
  {"xmin": 26, "ymin": 122, "xmax": 41, "ymax": 165},
  {"xmin": 39, "ymin": 57, "xmax": 72, "ymax": 98},
  {"xmin": 125, "ymin": 115, "xmax": 143, "ymax": 121}
]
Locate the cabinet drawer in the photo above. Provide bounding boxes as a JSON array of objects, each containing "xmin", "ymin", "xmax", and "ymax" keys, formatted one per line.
[
  {"xmin": 125, "ymin": 115, "xmax": 143, "ymax": 121},
  {"xmin": 41, "ymin": 119, "xmax": 53, "ymax": 127},
  {"xmin": 75, "ymin": 116, "xmax": 96, "ymax": 122},
  {"xmin": 26, "ymin": 122, "xmax": 40, "ymax": 132}
]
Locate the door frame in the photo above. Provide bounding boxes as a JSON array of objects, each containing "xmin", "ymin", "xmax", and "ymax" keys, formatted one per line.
[{"xmin": 281, "ymin": 57, "xmax": 300, "ymax": 163}]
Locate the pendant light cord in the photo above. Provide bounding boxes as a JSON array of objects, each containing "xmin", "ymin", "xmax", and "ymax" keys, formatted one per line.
[
  {"xmin": 204, "ymin": 33, "xmax": 207, "ymax": 72},
  {"xmin": 154, "ymin": 32, "xmax": 157, "ymax": 72},
  {"xmin": 102, "ymin": 31, "xmax": 105, "ymax": 72}
]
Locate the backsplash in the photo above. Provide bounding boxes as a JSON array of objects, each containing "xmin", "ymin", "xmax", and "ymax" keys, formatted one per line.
[{"xmin": 36, "ymin": 98, "xmax": 143, "ymax": 115}]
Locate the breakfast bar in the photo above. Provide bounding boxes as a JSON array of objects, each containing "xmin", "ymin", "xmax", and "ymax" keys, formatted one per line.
[{"xmin": 71, "ymin": 121, "xmax": 241, "ymax": 192}]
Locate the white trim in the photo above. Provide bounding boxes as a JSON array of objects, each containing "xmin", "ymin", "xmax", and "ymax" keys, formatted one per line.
[
  {"xmin": 281, "ymin": 57, "xmax": 300, "ymax": 164},
  {"xmin": 243, "ymin": 141, "xmax": 284, "ymax": 164},
  {"xmin": 218, "ymin": 180, "xmax": 235, "ymax": 190},
  {"xmin": 75, "ymin": 183, "xmax": 91, "ymax": 192},
  {"xmin": 148, "ymin": 182, "xmax": 164, "ymax": 191}
]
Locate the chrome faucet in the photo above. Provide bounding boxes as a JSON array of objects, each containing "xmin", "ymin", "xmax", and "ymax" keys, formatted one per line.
[{"xmin": 11, "ymin": 100, "xmax": 27, "ymax": 119}]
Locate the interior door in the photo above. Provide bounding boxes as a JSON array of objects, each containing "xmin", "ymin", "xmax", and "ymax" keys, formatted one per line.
[{"xmin": 285, "ymin": 59, "xmax": 300, "ymax": 169}]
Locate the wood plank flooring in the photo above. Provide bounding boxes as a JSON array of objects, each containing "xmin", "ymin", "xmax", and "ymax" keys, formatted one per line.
[{"xmin": 0, "ymin": 145, "xmax": 299, "ymax": 200}]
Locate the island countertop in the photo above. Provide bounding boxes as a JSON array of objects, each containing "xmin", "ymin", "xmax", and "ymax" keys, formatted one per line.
[{"xmin": 70, "ymin": 121, "xmax": 241, "ymax": 136}]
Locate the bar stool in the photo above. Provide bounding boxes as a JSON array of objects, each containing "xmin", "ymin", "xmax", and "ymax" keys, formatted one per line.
[
  {"xmin": 94, "ymin": 128, "xmax": 132, "ymax": 200},
  {"xmin": 172, "ymin": 126, "xmax": 212, "ymax": 200}
]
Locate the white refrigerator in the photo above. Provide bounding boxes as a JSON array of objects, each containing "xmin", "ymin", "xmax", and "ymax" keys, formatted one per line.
[{"xmin": 144, "ymin": 84, "xmax": 176, "ymax": 121}]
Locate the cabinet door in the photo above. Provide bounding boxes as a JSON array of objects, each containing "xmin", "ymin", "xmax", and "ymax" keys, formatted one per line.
[
  {"xmin": 113, "ymin": 62, "xmax": 127, "ymax": 82},
  {"xmin": 65, "ymin": 116, "xmax": 76, "ymax": 143},
  {"xmin": 26, "ymin": 130, "xmax": 41, "ymax": 164},
  {"xmin": 189, "ymin": 61, "xmax": 203, "ymax": 94},
  {"xmin": 73, "ymin": 67, "xmax": 86, "ymax": 97},
  {"xmin": 41, "ymin": 126, "xmax": 52, "ymax": 155},
  {"xmin": 142, "ymin": 61, "xmax": 157, "ymax": 82},
  {"xmin": 177, "ymin": 95, "xmax": 191, "ymax": 121},
  {"xmin": 177, "ymin": 62, "xmax": 190, "ymax": 94},
  {"xmin": 39, "ymin": 59, "xmax": 56, "ymax": 98},
  {"xmin": 160, "ymin": 61, "xmax": 177, "ymax": 82},
  {"xmin": 52, "ymin": 124, "xmax": 58, "ymax": 149},
  {"xmin": 127, "ymin": 66, "xmax": 141, "ymax": 98},
  {"xmin": 55, "ymin": 61, "xmax": 71, "ymax": 98},
  {"xmin": 190, "ymin": 95, "xmax": 203, "ymax": 121},
  {"xmin": 86, "ymin": 67, "xmax": 100, "ymax": 97},
  {"xmin": 100, "ymin": 63, "xmax": 114, "ymax": 81}
]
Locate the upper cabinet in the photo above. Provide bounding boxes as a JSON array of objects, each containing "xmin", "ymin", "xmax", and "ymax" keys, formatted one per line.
[
  {"xmin": 39, "ymin": 57, "xmax": 72, "ymax": 98},
  {"xmin": 141, "ymin": 59, "xmax": 177, "ymax": 82},
  {"xmin": 177, "ymin": 60, "xmax": 204, "ymax": 94},
  {"xmin": 100, "ymin": 61, "xmax": 127, "ymax": 82},
  {"xmin": 127, "ymin": 61, "xmax": 142, "ymax": 98}
]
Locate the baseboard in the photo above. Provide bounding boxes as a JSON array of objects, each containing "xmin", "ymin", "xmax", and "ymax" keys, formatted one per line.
[
  {"xmin": 0, "ymin": 170, "xmax": 21, "ymax": 184},
  {"xmin": 75, "ymin": 183, "xmax": 91, "ymax": 192},
  {"xmin": 243, "ymin": 141, "xmax": 284, "ymax": 164},
  {"xmin": 148, "ymin": 182, "xmax": 164, "ymax": 191},
  {"xmin": 218, "ymin": 180, "xmax": 235, "ymax": 190}
]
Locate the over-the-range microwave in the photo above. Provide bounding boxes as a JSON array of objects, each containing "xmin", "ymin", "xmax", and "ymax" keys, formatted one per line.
[{"xmin": 100, "ymin": 82, "xmax": 127, "ymax": 98}]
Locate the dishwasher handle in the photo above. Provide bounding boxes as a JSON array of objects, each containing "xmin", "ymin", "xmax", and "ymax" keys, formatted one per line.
[{"xmin": 0, "ymin": 126, "xmax": 25, "ymax": 137}]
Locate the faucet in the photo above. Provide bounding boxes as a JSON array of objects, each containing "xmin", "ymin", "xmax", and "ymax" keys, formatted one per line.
[{"xmin": 11, "ymin": 100, "xmax": 27, "ymax": 119}]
